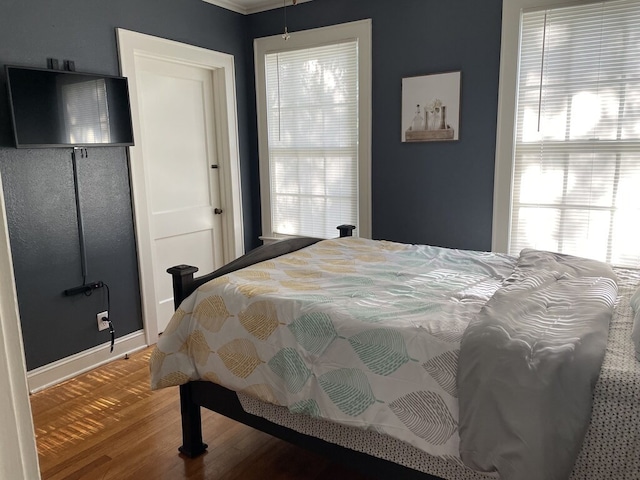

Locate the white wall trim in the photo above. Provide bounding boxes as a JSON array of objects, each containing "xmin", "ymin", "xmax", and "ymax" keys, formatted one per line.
[
  {"xmin": 0, "ymin": 173, "xmax": 40, "ymax": 479},
  {"xmin": 27, "ymin": 330, "xmax": 147, "ymax": 394},
  {"xmin": 116, "ymin": 29, "xmax": 244, "ymax": 346},
  {"xmin": 254, "ymin": 19, "xmax": 372, "ymax": 240}
]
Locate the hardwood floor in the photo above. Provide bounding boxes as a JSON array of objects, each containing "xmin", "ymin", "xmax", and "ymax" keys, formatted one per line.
[{"xmin": 30, "ymin": 347, "xmax": 371, "ymax": 480}]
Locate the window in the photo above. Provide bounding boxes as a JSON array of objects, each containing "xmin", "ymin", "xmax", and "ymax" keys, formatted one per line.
[
  {"xmin": 498, "ymin": 0, "xmax": 640, "ymax": 267},
  {"xmin": 255, "ymin": 20, "xmax": 371, "ymax": 240}
]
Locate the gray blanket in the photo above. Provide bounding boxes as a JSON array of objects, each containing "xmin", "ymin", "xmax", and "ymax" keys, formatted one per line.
[{"xmin": 458, "ymin": 249, "xmax": 618, "ymax": 480}]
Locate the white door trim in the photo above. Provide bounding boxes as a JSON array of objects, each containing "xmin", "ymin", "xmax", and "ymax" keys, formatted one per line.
[
  {"xmin": 117, "ymin": 29, "xmax": 244, "ymax": 345},
  {"xmin": 0, "ymin": 173, "xmax": 41, "ymax": 479}
]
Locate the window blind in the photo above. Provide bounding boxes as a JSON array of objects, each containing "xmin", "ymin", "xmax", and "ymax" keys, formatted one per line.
[
  {"xmin": 264, "ymin": 41, "xmax": 359, "ymax": 239},
  {"xmin": 62, "ymin": 79, "xmax": 111, "ymax": 144},
  {"xmin": 511, "ymin": 0, "xmax": 640, "ymax": 267}
]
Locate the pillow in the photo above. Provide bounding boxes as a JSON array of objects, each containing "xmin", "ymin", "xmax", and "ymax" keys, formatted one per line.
[{"xmin": 632, "ymin": 288, "xmax": 640, "ymax": 361}]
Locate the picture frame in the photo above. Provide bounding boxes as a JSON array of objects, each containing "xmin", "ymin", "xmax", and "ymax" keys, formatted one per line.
[{"xmin": 401, "ymin": 71, "xmax": 461, "ymax": 142}]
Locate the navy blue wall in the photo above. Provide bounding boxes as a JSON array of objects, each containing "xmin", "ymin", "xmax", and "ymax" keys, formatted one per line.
[
  {"xmin": 0, "ymin": 0, "xmax": 253, "ymax": 370},
  {"xmin": 248, "ymin": 0, "xmax": 503, "ymax": 250}
]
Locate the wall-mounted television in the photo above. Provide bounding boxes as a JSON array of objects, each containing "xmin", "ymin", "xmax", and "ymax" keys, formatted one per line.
[{"xmin": 5, "ymin": 65, "xmax": 135, "ymax": 148}]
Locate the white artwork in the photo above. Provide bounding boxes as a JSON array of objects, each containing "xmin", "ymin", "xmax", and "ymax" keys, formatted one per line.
[{"xmin": 402, "ymin": 71, "xmax": 461, "ymax": 142}]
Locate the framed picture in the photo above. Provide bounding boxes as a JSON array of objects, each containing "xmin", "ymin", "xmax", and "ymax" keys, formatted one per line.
[{"xmin": 401, "ymin": 71, "xmax": 461, "ymax": 142}]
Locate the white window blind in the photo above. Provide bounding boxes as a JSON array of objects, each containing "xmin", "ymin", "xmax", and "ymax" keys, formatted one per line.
[
  {"xmin": 511, "ymin": 0, "xmax": 640, "ymax": 267},
  {"xmin": 63, "ymin": 79, "xmax": 111, "ymax": 144},
  {"xmin": 264, "ymin": 41, "xmax": 359, "ymax": 239}
]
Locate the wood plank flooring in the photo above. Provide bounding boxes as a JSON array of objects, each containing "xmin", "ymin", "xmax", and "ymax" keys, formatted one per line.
[{"xmin": 30, "ymin": 347, "xmax": 371, "ymax": 480}]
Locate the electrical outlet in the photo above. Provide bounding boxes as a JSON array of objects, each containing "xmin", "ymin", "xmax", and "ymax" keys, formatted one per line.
[{"xmin": 97, "ymin": 311, "xmax": 109, "ymax": 331}]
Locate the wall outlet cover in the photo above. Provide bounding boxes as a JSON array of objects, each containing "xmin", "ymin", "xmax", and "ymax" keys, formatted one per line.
[{"xmin": 97, "ymin": 311, "xmax": 109, "ymax": 331}]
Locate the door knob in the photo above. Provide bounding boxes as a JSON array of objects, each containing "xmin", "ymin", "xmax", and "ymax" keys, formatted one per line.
[{"xmin": 214, "ymin": 208, "xmax": 223, "ymax": 215}]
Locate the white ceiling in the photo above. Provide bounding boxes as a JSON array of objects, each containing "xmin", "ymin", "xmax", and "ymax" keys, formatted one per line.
[{"xmin": 202, "ymin": 0, "xmax": 312, "ymax": 15}]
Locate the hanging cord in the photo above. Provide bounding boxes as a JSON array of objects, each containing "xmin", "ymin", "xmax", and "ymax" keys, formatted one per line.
[
  {"xmin": 277, "ymin": 53, "xmax": 282, "ymax": 141},
  {"xmin": 537, "ymin": 11, "xmax": 548, "ymax": 133}
]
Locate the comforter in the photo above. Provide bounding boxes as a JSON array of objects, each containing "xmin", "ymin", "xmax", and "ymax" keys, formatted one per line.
[
  {"xmin": 150, "ymin": 238, "xmax": 618, "ymax": 479},
  {"xmin": 151, "ymin": 237, "xmax": 515, "ymax": 461}
]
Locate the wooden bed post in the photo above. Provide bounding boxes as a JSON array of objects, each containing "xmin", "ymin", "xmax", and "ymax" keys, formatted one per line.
[
  {"xmin": 166, "ymin": 264, "xmax": 199, "ymax": 309},
  {"xmin": 178, "ymin": 384, "xmax": 208, "ymax": 458},
  {"xmin": 337, "ymin": 224, "xmax": 355, "ymax": 237},
  {"xmin": 167, "ymin": 265, "xmax": 207, "ymax": 457}
]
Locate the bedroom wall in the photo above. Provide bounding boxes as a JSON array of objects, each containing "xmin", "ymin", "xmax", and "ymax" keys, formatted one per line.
[
  {"xmin": 0, "ymin": 0, "xmax": 253, "ymax": 370},
  {"xmin": 247, "ymin": 0, "xmax": 503, "ymax": 250}
]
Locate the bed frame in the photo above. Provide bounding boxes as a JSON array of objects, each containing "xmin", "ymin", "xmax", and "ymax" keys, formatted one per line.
[{"xmin": 167, "ymin": 226, "xmax": 443, "ymax": 480}]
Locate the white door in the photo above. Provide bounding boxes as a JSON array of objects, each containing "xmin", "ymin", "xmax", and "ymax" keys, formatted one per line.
[
  {"xmin": 117, "ymin": 29, "xmax": 245, "ymax": 344},
  {"xmin": 136, "ymin": 57, "xmax": 224, "ymax": 333}
]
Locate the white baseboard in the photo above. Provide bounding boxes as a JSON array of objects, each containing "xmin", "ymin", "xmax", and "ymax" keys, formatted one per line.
[{"xmin": 27, "ymin": 330, "xmax": 148, "ymax": 394}]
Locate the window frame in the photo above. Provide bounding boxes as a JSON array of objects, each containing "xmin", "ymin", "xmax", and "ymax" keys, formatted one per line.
[
  {"xmin": 254, "ymin": 19, "xmax": 372, "ymax": 241},
  {"xmin": 492, "ymin": 0, "xmax": 609, "ymax": 253}
]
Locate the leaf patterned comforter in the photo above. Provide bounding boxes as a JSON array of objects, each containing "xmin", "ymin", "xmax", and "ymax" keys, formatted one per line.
[{"xmin": 150, "ymin": 237, "xmax": 517, "ymax": 461}]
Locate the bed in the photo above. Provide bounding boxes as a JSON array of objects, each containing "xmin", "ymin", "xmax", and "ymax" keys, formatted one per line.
[{"xmin": 150, "ymin": 229, "xmax": 640, "ymax": 480}]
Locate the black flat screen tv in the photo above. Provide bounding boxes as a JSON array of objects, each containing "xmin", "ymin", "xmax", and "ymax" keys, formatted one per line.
[{"xmin": 5, "ymin": 65, "xmax": 135, "ymax": 148}]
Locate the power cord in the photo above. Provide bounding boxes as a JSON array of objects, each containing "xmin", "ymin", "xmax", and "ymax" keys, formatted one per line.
[
  {"xmin": 108, "ymin": 318, "xmax": 115, "ymax": 353},
  {"xmin": 64, "ymin": 279, "xmax": 115, "ymax": 352},
  {"xmin": 100, "ymin": 282, "xmax": 115, "ymax": 353}
]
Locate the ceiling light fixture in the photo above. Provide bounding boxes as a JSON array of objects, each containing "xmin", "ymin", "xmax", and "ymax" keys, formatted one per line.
[{"xmin": 282, "ymin": 0, "xmax": 298, "ymax": 40}]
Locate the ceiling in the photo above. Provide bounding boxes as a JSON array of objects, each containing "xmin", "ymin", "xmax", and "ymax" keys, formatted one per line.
[{"xmin": 202, "ymin": 0, "xmax": 311, "ymax": 15}]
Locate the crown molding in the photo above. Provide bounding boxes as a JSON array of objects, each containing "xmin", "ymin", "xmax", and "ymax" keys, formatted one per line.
[{"xmin": 202, "ymin": 0, "xmax": 312, "ymax": 15}]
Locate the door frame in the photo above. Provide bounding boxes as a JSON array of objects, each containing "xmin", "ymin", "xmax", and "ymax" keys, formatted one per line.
[
  {"xmin": 0, "ymin": 172, "xmax": 40, "ymax": 478},
  {"xmin": 117, "ymin": 29, "xmax": 244, "ymax": 345}
]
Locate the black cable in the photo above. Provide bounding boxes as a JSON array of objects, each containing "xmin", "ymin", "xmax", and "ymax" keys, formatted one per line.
[
  {"xmin": 104, "ymin": 282, "xmax": 110, "ymax": 311},
  {"xmin": 108, "ymin": 319, "xmax": 115, "ymax": 353},
  {"xmin": 101, "ymin": 282, "xmax": 115, "ymax": 353},
  {"xmin": 71, "ymin": 147, "xmax": 89, "ymax": 285}
]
